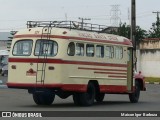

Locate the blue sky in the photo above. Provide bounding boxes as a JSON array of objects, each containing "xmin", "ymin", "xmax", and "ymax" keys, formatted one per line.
[{"xmin": 0, "ymin": 0, "xmax": 159, "ymax": 31}]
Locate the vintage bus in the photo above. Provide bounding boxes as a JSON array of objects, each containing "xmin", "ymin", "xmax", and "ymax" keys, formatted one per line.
[{"xmin": 7, "ymin": 21, "xmax": 146, "ymax": 106}]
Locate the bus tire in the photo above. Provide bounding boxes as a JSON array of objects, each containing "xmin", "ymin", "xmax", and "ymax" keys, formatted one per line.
[
  {"xmin": 79, "ymin": 82, "xmax": 95, "ymax": 106},
  {"xmin": 129, "ymin": 81, "xmax": 140, "ymax": 103},
  {"xmin": 73, "ymin": 93, "xmax": 81, "ymax": 105},
  {"xmin": 95, "ymin": 93, "xmax": 105, "ymax": 102},
  {"xmin": 33, "ymin": 91, "xmax": 55, "ymax": 105}
]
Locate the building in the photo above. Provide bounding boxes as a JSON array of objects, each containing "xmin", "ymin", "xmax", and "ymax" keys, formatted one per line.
[
  {"xmin": 138, "ymin": 38, "xmax": 160, "ymax": 77},
  {"xmin": 101, "ymin": 27, "xmax": 119, "ymax": 33},
  {"xmin": 0, "ymin": 32, "xmax": 12, "ymax": 50}
]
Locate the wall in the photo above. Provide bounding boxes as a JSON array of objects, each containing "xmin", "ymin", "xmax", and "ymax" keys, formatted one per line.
[{"xmin": 139, "ymin": 39, "xmax": 160, "ymax": 77}]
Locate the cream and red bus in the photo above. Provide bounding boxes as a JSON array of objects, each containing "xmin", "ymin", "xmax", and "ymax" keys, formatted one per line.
[{"xmin": 7, "ymin": 21, "xmax": 146, "ymax": 106}]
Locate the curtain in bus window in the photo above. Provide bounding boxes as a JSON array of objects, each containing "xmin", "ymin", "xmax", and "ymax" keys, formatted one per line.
[
  {"xmin": 35, "ymin": 40, "xmax": 58, "ymax": 56},
  {"xmin": 13, "ymin": 40, "xmax": 33, "ymax": 56},
  {"xmin": 86, "ymin": 44, "xmax": 94, "ymax": 57},
  {"xmin": 115, "ymin": 46, "xmax": 123, "ymax": 59},
  {"xmin": 106, "ymin": 46, "xmax": 114, "ymax": 58},
  {"xmin": 76, "ymin": 43, "xmax": 84, "ymax": 56},
  {"xmin": 96, "ymin": 45, "xmax": 104, "ymax": 58}
]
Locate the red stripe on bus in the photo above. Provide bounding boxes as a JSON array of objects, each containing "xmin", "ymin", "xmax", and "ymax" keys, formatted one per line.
[
  {"xmin": 9, "ymin": 58, "xmax": 128, "ymax": 68},
  {"xmin": 7, "ymin": 82, "xmax": 128, "ymax": 93},
  {"xmin": 78, "ymin": 67, "xmax": 127, "ymax": 72},
  {"xmin": 14, "ymin": 34, "xmax": 132, "ymax": 46},
  {"xmin": 7, "ymin": 83, "xmax": 87, "ymax": 92},
  {"xmin": 100, "ymin": 85, "xmax": 127, "ymax": 93},
  {"xmin": 94, "ymin": 71, "xmax": 127, "ymax": 75},
  {"xmin": 7, "ymin": 83, "xmax": 61, "ymax": 88},
  {"xmin": 108, "ymin": 75, "xmax": 127, "ymax": 78}
]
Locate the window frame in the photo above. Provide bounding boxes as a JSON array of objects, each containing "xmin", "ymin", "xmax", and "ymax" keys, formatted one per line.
[
  {"xmin": 67, "ymin": 42, "xmax": 75, "ymax": 56},
  {"xmin": 114, "ymin": 46, "xmax": 123, "ymax": 59},
  {"xmin": 34, "ymin": 39, "xmax": 58, "ymax": 57},
  {"xmin": 105, "ymin": 46, "xmax": 114, "ymax": 58},
  {"xmin": 76, "ymin": 43, "xmax": 84, "ymax": 56},
  {"xmin": 12, "ymin": 39, "xmax": 33, "ymax": 56},
  {"xmin": 86, "ymin": 44, "xmax": 95, "ymax": 57},
  {"xmin": 96, "ymin": 45, "xmax": 104, "ymax": 58}
]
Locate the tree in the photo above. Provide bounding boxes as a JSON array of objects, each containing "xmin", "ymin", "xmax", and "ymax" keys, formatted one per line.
[
  {"xmin": 135, "ymin": 26, "xmax": 147, "ymax": 45},
  {"xmin": 148, "ymin": 14, "xmax": 160, "ymax": 38},
  {"xmin": 107, "ymin": 22, "xmax": 147, "ymax": 46},
  {"xmin": 117, "ymin": 23, "xmax": 130, "ymax": 38}
]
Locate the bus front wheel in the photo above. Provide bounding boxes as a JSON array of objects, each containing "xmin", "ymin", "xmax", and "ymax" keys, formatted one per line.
[
  {"xmin": 33, "ymin": 90, "xmax": 55, "ymax": 105},
  {"xmin": 129, "ymin": 81, "xmax": 140, "ymax": 103}
]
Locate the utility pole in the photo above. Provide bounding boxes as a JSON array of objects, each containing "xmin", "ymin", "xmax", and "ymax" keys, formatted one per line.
[
  {"xmin": 78, "ymin": 17, "xmax": 91, "ymax": 29},
  {"xmin": 152, "ymin": 11, "xmax": 160, "ymax": 27},
  {"xmin": 152, "ymin": 11, "xmax": 160, "ymax": 18},
  {"xmin": 131, "ymin": 0, "xmax": 137, "ymax": 72},
  {"xmin": 131, "ymin": 0, "xmax": 136, "ymax": 50}
]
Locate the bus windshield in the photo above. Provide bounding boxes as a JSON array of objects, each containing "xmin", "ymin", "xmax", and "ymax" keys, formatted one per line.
[
  {"xmin": 34, "ymin": 40, "xmax": 58, "ymax": 56},
  {"xmin": 13, "ymin": 40, "xmax": 33, "ymax": 56}
]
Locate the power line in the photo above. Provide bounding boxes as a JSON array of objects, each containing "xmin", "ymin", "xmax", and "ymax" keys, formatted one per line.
[{"xmin": 110, "ymin": 5, "xmax": 121, "ymax": 27}]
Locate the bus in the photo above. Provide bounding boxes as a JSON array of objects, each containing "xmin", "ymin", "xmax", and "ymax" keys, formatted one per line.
[{"xmin": 7, "ymin": 21, "xmax": 146, "ymax": 106}]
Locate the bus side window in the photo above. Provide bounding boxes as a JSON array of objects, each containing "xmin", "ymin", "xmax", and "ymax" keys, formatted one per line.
[
  {"xmin": 35, "ymin": 40, "xmax": 58, "ymax": 56},
  {"xmin": 86, "ymin": 44, "xmax": 94, "ymax": 57},
  {"xmin": 106, "ymin": 46, "xmax": 114, "ymax": 58},
  {"xmin": 76, "ymin": 43, "xmax": 84, "ymax": 56},
  {"xmin": 96, "ymin": 45, "xmax": 104, "ymax": 58},
  {"xmin": 67, "ymin": 42, "xmax": 75, "ymax": 56},
  {"xmin": 115, "ymin": 46, "xmax": 123, "ymax": 59}
]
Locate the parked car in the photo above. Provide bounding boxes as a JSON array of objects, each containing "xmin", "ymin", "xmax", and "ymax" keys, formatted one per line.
[
  {"xmin": 1, "ymin": 63, "xmax": 8, "ymax": 76},
  {"xmin": 0, "ymin": 55, "xmax": 8, "ymax": 76}
]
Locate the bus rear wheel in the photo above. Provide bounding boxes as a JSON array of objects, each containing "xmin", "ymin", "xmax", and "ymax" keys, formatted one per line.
[
  {"xmin": 95, "ymin": 93, "xmax": 105, "ymax": 102},
  {"xmin": 33, "ymin": 90, "xmax": 55, "ymax": 105},
  {"xmin": 73, "ymin": 82, "xmax": 95, "ymax": 106},
  {"xmin": 73, "ymin": 93, "xmax": 81, "ymax": 105},
  {"xmin": 129, "ymin": 81, "xmax": 140, "ymax": 103}
]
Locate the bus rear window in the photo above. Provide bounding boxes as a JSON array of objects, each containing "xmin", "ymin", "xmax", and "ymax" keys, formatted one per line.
[
  {"xmin": 13, "ymin": 40, "xmax": 33, "ymax": 56},
  {"xmin": 35, "ymin": 40, "xmax": 58, "ymax": 56}
]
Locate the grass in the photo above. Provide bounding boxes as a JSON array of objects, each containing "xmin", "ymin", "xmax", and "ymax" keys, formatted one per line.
[{"xmin": 145, "ymin": 77, "xmax": 160, "ymax": 83}]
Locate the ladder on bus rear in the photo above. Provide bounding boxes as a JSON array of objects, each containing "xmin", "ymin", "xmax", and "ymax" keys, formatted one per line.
[{"xmin": 36, "ymin": 26, "xmax": 52, "ymax": 85}]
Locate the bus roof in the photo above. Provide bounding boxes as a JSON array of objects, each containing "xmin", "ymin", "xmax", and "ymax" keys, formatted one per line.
[{"xmin": 14, "ymin": 21, "xmax": 132, "ymax": 46}]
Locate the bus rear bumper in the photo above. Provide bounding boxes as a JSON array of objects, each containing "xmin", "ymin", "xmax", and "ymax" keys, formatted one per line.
[{"xmin": 7, "ymin": 82, "xmax": 87, "ymax": 92}]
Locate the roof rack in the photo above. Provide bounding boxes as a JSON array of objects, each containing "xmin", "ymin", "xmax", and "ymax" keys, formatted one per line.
[{"xmin": 27, "ymin": 21, "xmax": 108, "ymax": 32}]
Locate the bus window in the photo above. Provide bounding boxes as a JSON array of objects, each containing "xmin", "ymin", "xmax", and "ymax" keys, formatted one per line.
[
  {"xmin": 86, "ymin": 44, "xmax": 94, "ymax": 57},
  {"xmin": 106, "ymin": 46, "xmax": 114, "ymax": 58},
  {"xmin": 35, "ymin": 40, "xmax": 58, "ymax": 56},
  {"xmin": 13, "ymin": 40, "xmax": 33, "ymax": 56},
  {"xmin": 96, "ymin": 45, "xmax": 104, "ymax": 58},
  {"xmin": 76, "ymin": 43, "xmax": 84, "ymax": 56},
  {"xmin": 115, "ymin": 46, "xmax": 123, "ymax": 59},
  {"xmin": 68, "ymin": 42, "xmax": 75, "ymax": 56}
]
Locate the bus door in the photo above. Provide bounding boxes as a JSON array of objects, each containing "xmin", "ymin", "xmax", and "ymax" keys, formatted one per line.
[{"xmin": 127, "ymin": 47, "xmax": 133, "ymax": 91}]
